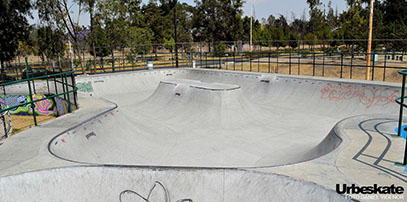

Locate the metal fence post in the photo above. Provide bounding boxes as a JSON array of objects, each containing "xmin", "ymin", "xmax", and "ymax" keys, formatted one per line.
[
  {"xmin": 112, "ymin": 55, "xmax": 115, "ymax": 72},
  {"xmin": 257, "ymin": 52, "xmax": 260, "ymax": 72},
  {"xmin": 70, "ymin": 73, "xmax": 78, "ymax": 109},
  {"xmin": 250, "ymin": 53, "xmax": 252, "ymax": 72},
  {"xmin": 276, "ymin": 52, "xmax": 279, "ymax": 73},
  {"xmin": 396, "ymin": 72, "xmax": 407, "ymax": 138},
  {"xmin": 225, "ymin": 54, "xmax": 228, "ymax": 70},
  {"xmin": 64, "ymin": 74, "xmax": 72, "ymax": 113},
  {"xmin": 289, "ymin": 51, "xmax": 292, "ymax": 75},
  {"xmin": 340, "ymin": 53, "xmax": 344, "ymax": 78},
  {"xmin": 219, "ymin": 55, "xmax": 222, "ymax": 69},
  {"xmin": 233, "ymin": 52, "xmax": 236, "ymax": 71},
  {"xmin": 351, "ymin": 43, "xmax": 354, "ymax": 78},
  {"xmin": 394, "ymin": 72, "xmax": 407, "ymax": 166},
  {"xmin": 298, "ymin": 51, "xmax": 300, "ymax": 75},
  {"xmin": 312, "ymin": 52, "xmax": 316, "ymax": 76},
  {"xmin": 25, "ymin": 57, "xmax": 37, "ymax": 126},
  {"xmin": 240, "ymin": 52, "xmax": 243, "ymax": 71},
  {"xmin": 58, "ymin": 53, "xmax": 62, "ymax": 71},
  {"xmin": 200, "ymin": 49, "xmax": 202, "ymax": 68},
  {"xmin": 371, "ymin": 52, "xmax": 375, "ymax": 81},
  {"xmin": 52, "ymin": 61, "xmax": 58, "ymax": 95},
  {"xmin": 383, "ymin": 53, "xmax": 387, "ymax": 81},
  {"xmin": 322, "ymin": 52, "xmax": 325, "ymax": 77},
  {"xmin": 205, "ymin": 52, "xmax": 208, "ymax": 68},
  {"xmin": 268, "ymin": 52, "xmax": 271, "ymax": 73}
]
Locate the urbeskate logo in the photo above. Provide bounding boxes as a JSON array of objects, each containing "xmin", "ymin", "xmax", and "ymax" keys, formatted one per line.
[
  {"xmin": 336, "ymin": 184, "xmax": 404, "ymax": 194},
  {"xmin": 336, "ymin": 184, "xmax": 405, "ymax": 200}
]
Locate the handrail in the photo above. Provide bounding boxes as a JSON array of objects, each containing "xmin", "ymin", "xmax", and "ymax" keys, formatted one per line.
[
  {"xmin": 0, "ymin": 57, "xmax": 78, "ymax": 136},
  {"xmin": 395, "ymin": 69, "xmax": 407, "ymax": 166}
]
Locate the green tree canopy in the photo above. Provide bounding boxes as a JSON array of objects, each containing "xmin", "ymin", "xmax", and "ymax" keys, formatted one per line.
[
  {"xmin": 35, "ymin": 25, "xmax": 66, "ymax": 61},
  {"xmin": 193, "ymin": 0, "xmax": 244, "ymax": 42},
  {"xmin": 0, "ymin": 0, "xmax": 32, "ymax": 66}
]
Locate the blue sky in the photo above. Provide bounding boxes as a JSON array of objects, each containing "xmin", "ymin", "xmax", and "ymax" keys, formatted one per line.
[{"xmin": 28, "ymin": 0, "xmax": 348, "ymax": 26}]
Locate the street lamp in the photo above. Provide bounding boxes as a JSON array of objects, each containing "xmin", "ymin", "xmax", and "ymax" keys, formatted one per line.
[
  {"xmin": 173, "ymin": 0, "xmax": 179, "ymax": 68},
  {"xmin": 366, "ymin": 0, "xmax": 374, "ymax": 80}
]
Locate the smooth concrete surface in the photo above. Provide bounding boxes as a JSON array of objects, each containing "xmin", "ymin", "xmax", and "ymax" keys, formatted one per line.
[
  {"xmin": 0, "ymin": 98, "xmax": 113, "ymax": 176},
  {"xmin": 1, "ymin": 68, "xmax": 407, "ymax": 201},
  {"xmin": 255, "ymin": 114, "xmax": 407, "ymax": 201},
  {"xmin": 49, "ymin": 69, "xmax": 400, "ymax": 167},
  {"xmin": 0, "ymin": 166, "xmax": 349, "ymax": 202}
]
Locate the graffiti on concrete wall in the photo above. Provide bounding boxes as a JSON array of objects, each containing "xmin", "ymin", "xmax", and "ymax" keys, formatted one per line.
[
  {"xmin": 0, "ymin": 94, "xmax": 70, "ymax": 116},
  {"xmin": 119, "ymin": 181, "xmax": 193, "ymax": 202},
  {"xmin": 0, "ymin": 95, "xmax": 27, "ymax": 109},
  {"xmin": 32, "ymin": 94, "xmax": 57, "ymax": 116},
  {"xmin": 54, "ymin": 97, "xmax": 69, "ymax": 116},
  {"xmin": 77, "ymin": 81, "xmax": 93, "ymax": 93},
  {"xmin": 320, "ymin": 83, "xmax": 399, "ymax": 108}
]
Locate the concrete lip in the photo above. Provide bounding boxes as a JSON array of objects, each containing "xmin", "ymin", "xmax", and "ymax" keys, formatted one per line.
[
  {"xmin": 160, "ymin": 79, "xmax": 241, "ymax": 91},
  {"xmin": 0, "ymin": 166, "xmax": 349, "ymax": 202}
]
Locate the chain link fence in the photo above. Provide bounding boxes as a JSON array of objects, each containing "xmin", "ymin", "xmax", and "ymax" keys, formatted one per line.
[{"xmin": 0, "ymin": 58, "xmax": 77, "ymax": 139}]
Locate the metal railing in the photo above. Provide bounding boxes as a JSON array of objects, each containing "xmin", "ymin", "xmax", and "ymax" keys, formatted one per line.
[
  {"xmin": 394, "ymin": 70, "xmax": 407, "ymax": 167},
  {"xmin": 2, "ymin": 50, "xmax": 407, "ymax": 83},
  {"xmin": 0, "ymin": 57, "xmax": 78, "ymax": 139}
]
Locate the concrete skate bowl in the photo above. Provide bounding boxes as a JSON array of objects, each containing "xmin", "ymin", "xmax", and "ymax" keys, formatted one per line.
[
  {"xmin": 0, "ymin": 166, "xmax": 349, "ymax": 202},
  {"xmin": 49, "ymin": 69, "xmax": 401, "ymax": 167}
]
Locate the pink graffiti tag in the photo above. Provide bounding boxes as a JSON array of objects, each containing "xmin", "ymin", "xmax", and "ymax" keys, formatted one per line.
[
  {"xmin": 32, "ymin": 95, "xmax": 57, "ymax": 115},
  {"xmin": 320, "ymin": 83, "xmax": 399, "ymax": 108}
]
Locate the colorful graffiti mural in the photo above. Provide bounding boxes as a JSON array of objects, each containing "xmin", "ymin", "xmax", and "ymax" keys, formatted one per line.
[
  {"xmin": 77, "ymin": 81, "xmax": 93, "ymax": 93},
  {"xmin": 32, "ymin": 95, "xmax": 57, "ymax": 116},
  {"xmin": 55, "ymin": 97, "xmax": 69, "ymax": 116},
  {"xmin": 0, "ymin": 94, "xmax": 69, "ymax": 116},
  {"xmin": 320, "ymin": 83, "xmax": 399, "ymax": 108}
]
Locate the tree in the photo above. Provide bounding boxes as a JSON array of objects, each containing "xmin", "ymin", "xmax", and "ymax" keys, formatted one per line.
[
  {"xmin": 264, "ymin": 15, "xmax": 276, "ymax": 30},
  {"xmin": 127, "ymin": 27, "xmax": 153, "ymax": 54},
  {"xmin": 142, "ymin": 1, "xmax": 171, "ymax": 46},
  {"xmin": 35, "ymin": 25, "xmax": 66, "ymax": 61},
  {"xmin": 382, "ymin": 0, "xmax": 407, "ymax": 51},
  {"xmin": 306, "ymin": 0, "xmax": 321, "ymax": 11},
  {"xmin": 96, "ymin": 0, "xmax": 140, "ymax": 53},
  {"xmin": 288, "ymin": 33, "xmax": 299, "ymax": 49},
  {"xmin": 306, "ymin": 0, "xmax": 327, "ymax": 39},
  {"xmin": 326, "ymin": 0, "xmax": 338, "ymax": 30},
  {"xmin": 88, "ymin": 24, "xmax": 111, "ymax": 57},
  {"xmin": 193, "ymin": 0, "xmax": 244, "ymax": 44},
  {"xmin": 81, "ymin": 0, "xmax": 97, "ymax": 60},
  {"xmin": 304, "ymin": 33, "xmax": 317, "ymax": 50},
  {"xmin": 0, "ymin": 0, "xmax": 32, "ymax": 68},
  {"xmin": 35, "ymin": 0, "xmax": 84, "ymax": 60},
  {"xmin": 254, "ymin": 28, "xmax": 272, "ymax": 46},
  {"xmin": 339, "ymin": 1, "xmax": 368, "ymax": 49},
  {"xmin": 272, "ymin": 27, "xmax": 287, "ymax": 49},
  {"xmin": 383, "ymin": 0, "xmax": 407, "ymax": 25},
  {"xmin": 164, "ymin": 38, "xmax": 176, "ymax": 53},
  {"xmin": 243, "ymin": 16, "xmax": 261, "ymax": 41}
]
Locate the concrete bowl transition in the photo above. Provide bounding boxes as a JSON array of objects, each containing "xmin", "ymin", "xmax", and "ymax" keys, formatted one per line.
[{"xmin": 0, "ymin": 68, "xmax": 403, "ymax": 201}]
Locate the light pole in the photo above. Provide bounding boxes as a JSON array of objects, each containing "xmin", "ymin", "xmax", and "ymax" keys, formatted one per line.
[
  {"xmin": 250, "ymin": 1, "xmax": 253, "ymax": 52},
  {"xmin": 366, "ymin": 0, "xmax": 374, "ymax": 80},
  {"xmin": 173, "ymin": 0, "xmax": 179, "ymax": 68}
]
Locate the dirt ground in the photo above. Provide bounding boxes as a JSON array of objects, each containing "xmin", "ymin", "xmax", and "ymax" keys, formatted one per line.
[
  {"xmin": 10, "ymin": 115, "xmax": 55, "ymax": 134},
  {"xmin": 215, "ymin": 56, "xmax": 405, "ymax": 83},
  {"xmin": 1, "ymin": 104, "xmax": 78, "ymax": 138}
]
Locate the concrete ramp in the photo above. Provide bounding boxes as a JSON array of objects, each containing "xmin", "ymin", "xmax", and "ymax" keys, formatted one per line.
[
  {"xmin": 49, "ymin": 69, "xmax": 401, "ymax": 167},
  {"xmin": 0, "ymin": 166, "xmax": 349, "ymax": 202}
]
